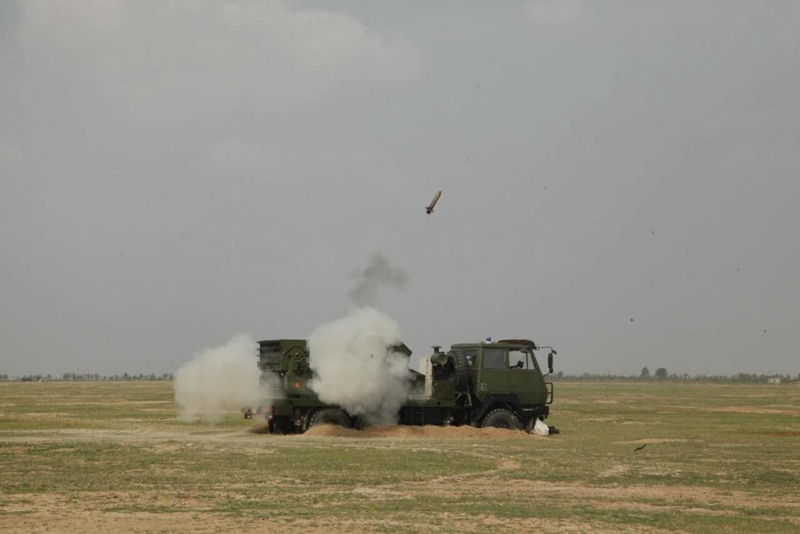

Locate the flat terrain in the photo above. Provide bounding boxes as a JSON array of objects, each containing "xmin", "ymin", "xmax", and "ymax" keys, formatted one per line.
[{"xmin": 1, "ymin": 381, "xmax": 799, "ymax": 533}]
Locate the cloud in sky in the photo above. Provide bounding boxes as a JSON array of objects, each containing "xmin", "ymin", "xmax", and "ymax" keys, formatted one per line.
[
  {"xmin": 16, "ymin": 0, "xmax": 424, "ymax": 114},
  {"xmin": 526, "ymin": 0, "xmax": 583, "ymax": 25}
]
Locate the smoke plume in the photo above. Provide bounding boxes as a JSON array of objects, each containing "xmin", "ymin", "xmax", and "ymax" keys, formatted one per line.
[
  {"xmin": 174, "ymin": 333, "xmax": 282, "ymax": 423},
  {"xmin": 347, "ymin": 253, "xmax": 410, "ymax": 307},
  {"xmin": 307, "ymin": 306, "xmax": 415, "ymax": 425}
]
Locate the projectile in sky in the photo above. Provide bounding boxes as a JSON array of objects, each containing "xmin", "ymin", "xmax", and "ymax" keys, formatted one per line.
[{"xmin": 426, "ymin": 190, "xmax": 442, "ymax": 214}]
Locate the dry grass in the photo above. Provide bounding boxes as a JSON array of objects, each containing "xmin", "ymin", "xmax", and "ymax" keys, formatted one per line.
[{"xmin": 1, "ymin": 380, "xmax": 799, "ymax": 533}]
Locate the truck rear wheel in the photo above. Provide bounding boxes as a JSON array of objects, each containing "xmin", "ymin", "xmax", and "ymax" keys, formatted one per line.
[
  {"xmin": 269, "ymin": 418, "xmax": 293, "ymax": 435},
  {"xmin": 307, "ymin": 408, "xmax": 351, "ymax": 430},
  {"xmin": 480, "ymin": 408, "xmax": 522, "ymax": 431}
]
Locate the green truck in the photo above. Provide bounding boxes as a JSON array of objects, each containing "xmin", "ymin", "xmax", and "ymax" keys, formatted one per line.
[{"xmin": 244, "ymin": 338, "xmax": 558, "ymax": 435}]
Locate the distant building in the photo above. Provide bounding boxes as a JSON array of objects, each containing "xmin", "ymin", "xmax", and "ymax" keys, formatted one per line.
[{"xmin": 768, "ymin": 376, "xmax": 782, "ymax": 385}]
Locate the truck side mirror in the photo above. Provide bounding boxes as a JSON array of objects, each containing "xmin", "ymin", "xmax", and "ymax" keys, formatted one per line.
[{"xmin": 548, "ymin": 351, "xmax": 554, "ymax": 374}]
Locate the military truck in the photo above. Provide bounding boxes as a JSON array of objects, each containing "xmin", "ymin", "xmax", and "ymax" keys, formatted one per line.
[{"xmin": 244, "ymin": 338, "xmax": 558, "ymax": 435}]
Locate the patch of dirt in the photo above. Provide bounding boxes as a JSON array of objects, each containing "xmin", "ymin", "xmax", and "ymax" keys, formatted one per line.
[
  {"xmin": 755, "ymin": 430, "xmax": 800, "ymax": 438},
  {"xmin": 0, "ymin": 491, "xmax": 643, "ymax": 534},
  {"xmin": 0, "ymin": 512, "xmax": 632, "ymax": 534},
  {"xmin": 640, "ymin": 466, "xmax": 683, "ymax": 477},
  {"xmin": 2, "ymin": 469, "xmax": 796, "ymax": 533},
  {"xmin": 14, "ymin": 412, "xmax": 75, "ymax": 418},
  {"xmin": 770, "ymin": 467, "xmax": 800, "ymax": 475},
  {"xmin": 471, "ymin": 517, "xmax": 625, "ymax": 533},
  {"xmin": 0, "ymin": 512, "xmax": 281, "ymax": 534},
  {"xmin": 598, "ymin": 464, "xmax": 630, "ymax": 478},
  {"xmin": 248, "ymin": 423, "xmax": 271, "ymax": 434},
  {"xmin": 0, "ymin": 428, "xmax": 262, "ymax": 446},
  {"xmin": 302, "ymin": 424, "xmax": 544, "ymax": 440},
  {"xmin": 351, "ymin": 487, "xmax": 412, "ymax": 500},
  {"xmin": 420, "ymin": 477, "xmax": 800, "ymax": 510},
  {"xmin": 588, "ymin": 499, "xmax": 738, "ymax": 517},
  {"xmin": 498, "ymin": 459, "xmax": 521, "ymax": 470},
  {"xmin": 617, "ymin": 438, "xmax": 690, "ymax": 445},
  {"xmin": 1, "ymin": 446, "xmax": 28, "ymax": 454},
  {"xmin": 707, "ymin": 406, "xmax": 799, "ymax": 415},
  {"xmin": 718, "ymin": 394, "xmax": 779, "ymax": 399},
  {"xmin": 149, "ymin": 443, "xmax": 187, "ymax": 453}
]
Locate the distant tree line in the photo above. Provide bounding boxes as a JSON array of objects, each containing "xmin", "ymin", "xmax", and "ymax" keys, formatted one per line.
[
  {"xmin": 0, "ymin": 373, "xmax": 174, "ymax": 382},
  {"xmin": 2, "ymin": 370, "xmax": 797, "ymax": 384},
  {"xmin": 551, "ymin": 368, "xmax": 799, "ymax": 384}
]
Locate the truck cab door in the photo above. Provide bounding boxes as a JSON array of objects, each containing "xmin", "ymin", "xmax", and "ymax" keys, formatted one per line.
[
  {"xmin": 477, "ymin": 347, "xmax": 508, "ymax": 399},
  {"xmin": 508, "ymin": 349, "xmax": 545, "ymax": 407}
]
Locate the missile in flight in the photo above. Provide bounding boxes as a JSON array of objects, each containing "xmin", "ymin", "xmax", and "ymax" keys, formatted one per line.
[{"xmin": 426, "ymin": 190, "xmax": 442, "ymax": 214}]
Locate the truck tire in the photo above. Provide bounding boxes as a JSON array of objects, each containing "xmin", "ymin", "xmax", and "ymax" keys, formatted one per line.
[
  {"xmin": 480, "ymin": 408, "xmax": 523, "ymax": 431},
  {"xmin": 269, "ymin": 418, "xmax": 292, "ymax": 435},
  {"xmin": 451, "ymin": 350, "xmax": 470, "ymax": 392},
  {"xmin": 307, "ymin": 408, "xmax": 351, "ymax": 430}
]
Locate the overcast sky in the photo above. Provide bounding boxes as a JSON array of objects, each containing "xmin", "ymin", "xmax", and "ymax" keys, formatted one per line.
[{"xmin": 2, "ymin": 1, "xmax": 798, "ymax": 377}]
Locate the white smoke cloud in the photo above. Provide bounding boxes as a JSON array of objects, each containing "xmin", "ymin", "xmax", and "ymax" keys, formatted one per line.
[
  {"xmin": 174, "ymin": 333, "xmax": 282, "ymax": 423},
  {"xmin": 307, "ymin": 306, "xmax": 414, "ymax": 425},
  {"xmin": 347, "ymin": 253, "xmax": 410, "ymax": 307}
]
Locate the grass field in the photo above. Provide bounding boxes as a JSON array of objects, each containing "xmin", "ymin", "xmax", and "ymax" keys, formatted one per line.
[{"xmin": 1, "ymin": 380, "xmax": 799, "ymax": 533}]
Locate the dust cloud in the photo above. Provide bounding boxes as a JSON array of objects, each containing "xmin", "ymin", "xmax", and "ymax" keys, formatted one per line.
[
  {"xmin": 174, "ymin": 334, "xmax": 282, "ymax": 423},
  {"xmin": 347, "ymin": 253, "xmax": 410, "ymax": 307},
  {"xmin": 307, "ymin": 306, "xmax": 415, "ymax": 425}
]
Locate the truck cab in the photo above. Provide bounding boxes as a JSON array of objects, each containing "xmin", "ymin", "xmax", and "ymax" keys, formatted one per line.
[{"xmin": 443, "ymin": 339, "xmax": 555, "ymax": 428}]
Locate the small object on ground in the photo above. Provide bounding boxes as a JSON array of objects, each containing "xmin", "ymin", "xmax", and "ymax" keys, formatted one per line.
[
  {"xmin": 426, "ymin": 190, "xmax": 442, "ymax": 214},
  {"xmin": 533, "ymin": 419, "xmax": 550, "ymax": 436},
  {"xmin": 634, "ymin": 444, "xmax": 647, "ymax": 452}
]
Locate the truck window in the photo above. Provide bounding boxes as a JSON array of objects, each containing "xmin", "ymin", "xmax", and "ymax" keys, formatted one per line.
[
  {"xmin": 509, "ymin": 349, "xmax": 528, "ymax": 369},
  {"xmin": 461, "ymin": 349, "xmax": 478, "ymax": 367},
  {"xmin": 482, "ymin": 348, "xmax": 506, "ymax": 369}
]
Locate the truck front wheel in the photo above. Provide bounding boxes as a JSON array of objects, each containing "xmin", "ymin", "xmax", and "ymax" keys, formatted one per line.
[{"xmin": 480, "ymin": 408, "xmax": 523, "ymax": 431}]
